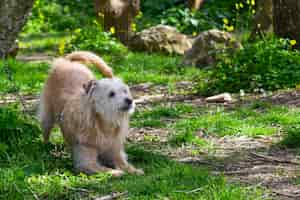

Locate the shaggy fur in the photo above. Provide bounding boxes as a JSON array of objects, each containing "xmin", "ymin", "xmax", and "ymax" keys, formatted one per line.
[{"xmin": 39, "ymin": 51, "xmax": 143, "ymax": 176}]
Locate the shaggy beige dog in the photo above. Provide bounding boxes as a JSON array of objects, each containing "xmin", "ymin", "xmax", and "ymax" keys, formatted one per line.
[{"xmin": 39, "ymin": 51, "xmax": 143, "ymax": 177}]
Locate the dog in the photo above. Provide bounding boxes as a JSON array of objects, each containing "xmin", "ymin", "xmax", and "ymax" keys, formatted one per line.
[{"xmin": 39, "ymin": 51, "xmax": 143, "ymax": 177}]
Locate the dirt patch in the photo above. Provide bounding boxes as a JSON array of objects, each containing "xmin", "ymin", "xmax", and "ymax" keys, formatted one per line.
[
  {"xmin": 173, "ymin": 135, "xmax": 300, "ymax": 200},
  {"xmin": 262, "ymin": 90, "xmax": 300, "ymax": 107}
]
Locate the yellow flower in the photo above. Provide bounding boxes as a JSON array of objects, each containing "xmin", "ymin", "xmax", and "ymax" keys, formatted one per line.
[
  {"xmin": 131, "ymin": 23, "xmax": 137, "ymax": 32},
  {"xmin": 239, "ymin": 2, "xmax": 244, "ymax": 8},
  {"xmin": 136, "ymin": 11, "xmax": 143, "ymax": 19},
  {"xmin": 192, "ymin": 32, "xmax": 197, "ymax": 36},
  {"xmin": 58, "ymin": 40, "xmax": 65, "ymax": 56},
  {"xmin": 251, "ymin": 0, "xmax": 255, "ymax": 6},
  {"xmin": 290, "ymin": 39, "xmax": 297, "ymax": 46},
  {"xmin": 110, "ymin": 26, "xmax": 115, "ymax": 34},
  {"xmin": 226, "ymin": 25, "xmax": 234, "ymax": 32},
  {"xmin": 223, "ymin": 18, "xmax": 229, "ymax": 25},
  {"xmin": 235, "ymin": 3, "xmax": 239, "ymax": 10}
]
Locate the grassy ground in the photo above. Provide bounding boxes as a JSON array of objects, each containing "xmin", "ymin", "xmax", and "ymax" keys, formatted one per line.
[
  {"xmin": 0, "ymin": 34, "xmax": 274, "ymax": 200},
  {"xmin": 0, "ymin": 102, "xmax": 268, "ymax": 200},
  {"xmin": 2, "ymin": 2, "xmax": 300, "ymax": 198}
]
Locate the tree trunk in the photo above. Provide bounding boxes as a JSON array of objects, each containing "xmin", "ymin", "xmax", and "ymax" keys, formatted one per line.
[
  {"xmin": 187, "ymin": 0, "xmax": 204, "ymax": 10},
  {"xmin": 94, "ymin": 0, "xmax": 140, "ymax": 45},
  {"xmin": 273, "ymin": 0, "xmax": 300, "ymax": 48},
  {"xmin": 0, "ymin": 0, "xmax": 34, "ymax": 58},
  {"xmin": 250, "ymin": 0, "xmax": 273, "ymax": 39}
]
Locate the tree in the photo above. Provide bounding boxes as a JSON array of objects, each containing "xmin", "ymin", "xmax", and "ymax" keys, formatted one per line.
[
  {"xmin": 250, "ymin": 0, "xmax": 273, "ymax": 39},
  {"xmin": 0, "ymin": 0, "xmax": 34, "ymax": 58},
  {"xmin": 187, "ymin": 0, "xmax": 204, "ymax": 10},
  {"xmin": 94, "ymin": 0, "xmax": 140, "ymax": 45},
  {"xmin": 273, "ymin": 0, "xmax": 300, "ymax": 47}
]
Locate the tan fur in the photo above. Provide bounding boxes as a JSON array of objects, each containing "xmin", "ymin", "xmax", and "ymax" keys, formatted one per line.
[
  {"xmin": 65, "ymin": 51, "xmax": 113, "ymax": 78},
  {"xmin": 39, "ymin": 51, "xmax": 143, "ymax": 176}
]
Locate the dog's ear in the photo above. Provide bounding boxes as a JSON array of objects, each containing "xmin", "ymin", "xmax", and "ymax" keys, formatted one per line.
[{"xmin": 83, "ymin": 80, "xmax": 97, "ymax": 95}]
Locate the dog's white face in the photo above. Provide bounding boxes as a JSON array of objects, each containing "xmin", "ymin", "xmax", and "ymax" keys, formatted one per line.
[{"xmin": 84, "ymin": 78, "xmax": 135, "ymax": 123}]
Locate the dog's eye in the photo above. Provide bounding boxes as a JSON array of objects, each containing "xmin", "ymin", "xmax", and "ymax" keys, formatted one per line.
[{"xmin": 108, "ymin": 91, "xmax": 115, "ymax": 98}]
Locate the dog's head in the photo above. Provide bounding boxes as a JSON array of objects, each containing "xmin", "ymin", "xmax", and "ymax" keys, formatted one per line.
[{"xmin": 83, "ymin": 78, "xmax": 135, "ymax": 122}]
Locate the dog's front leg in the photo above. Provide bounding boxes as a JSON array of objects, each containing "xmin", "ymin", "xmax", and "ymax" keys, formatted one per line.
[
  {"xmin": 113, "ymin": 150, "xmax": 144, "ymax": 175},
  {"xmin": 72, "ymin": 144, "xmax": 124, "ymax": 177}
]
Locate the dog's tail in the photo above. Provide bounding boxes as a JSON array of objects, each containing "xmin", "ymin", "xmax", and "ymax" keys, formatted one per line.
[{"xmin": 65, "ymin": 51, "xmax": 113, "ymax": 78}]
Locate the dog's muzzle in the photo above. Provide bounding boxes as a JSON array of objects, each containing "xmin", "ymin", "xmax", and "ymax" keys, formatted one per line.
[{"xmin": 121, "ymin": 98, "xmax": 135, "ymax": 114}]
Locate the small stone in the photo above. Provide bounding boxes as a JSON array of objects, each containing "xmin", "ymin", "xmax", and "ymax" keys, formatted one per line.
[{"xmin": 205, "ymin": 93, "xmax": 233, "ymax": 103}]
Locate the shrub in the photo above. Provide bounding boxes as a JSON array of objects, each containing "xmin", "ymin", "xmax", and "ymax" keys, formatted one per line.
[
  {"xmin": 156, "ymin": 0, "xmax": 253, "ymax": 34},
  {"xmin": 203, "ymin": 38, "xmax": 300, "ymax": 94},
  {"xmin": 141, "ymin": 0, "xmax": 176, "ymax": 16},
  {"xmin": 23, "ymin": 0, "xmax": 94, "ymax": 34},
  {"xmin": 0, "ymin": 59, "xmax": 48, "ymax": 94},
  {"xmin": 281, "ymin": 125, "xmax": 300, "ymax": 148},
  {"xmin": 160, "ymin": 6, "xmax": 214, "ymax": 34},
  {"xmin": 65, "ymin": 22, "xmax": 128, "ymax": 59},
  {"xmin": 0, "ymin": 106, "xmax": 41, "ymax": 158}
]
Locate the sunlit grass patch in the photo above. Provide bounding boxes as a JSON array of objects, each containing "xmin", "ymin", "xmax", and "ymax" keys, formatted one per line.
[
  {"xmin": 19, "ymin": 33, "xmax": 69, "ymax": 55},
  {"xmin": 170, "ymin": 102, "xmax": 300, "ymax": 145},
  {"xmin": 111, "ymin": 52, "xmax": 206, "ymax": 85},
  {"xmin": 0, "ymin": 106, "xmax": 265, "ymax": 200},
  {"xmin": 0, "ymin": 144, "xmax": 265, "ymax": 200},
  {"xmin": 131, "ymin": 103, "xmax": 194, "ymax": 128}
]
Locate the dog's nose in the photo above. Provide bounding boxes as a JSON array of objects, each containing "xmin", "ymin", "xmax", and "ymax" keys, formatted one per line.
[{"xmin": 124, "ymin": 98, "xmax": 132, "ymax": 105}]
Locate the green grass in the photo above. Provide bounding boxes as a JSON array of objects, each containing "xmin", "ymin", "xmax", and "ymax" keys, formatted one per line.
[
  {"xmin": 110, "ymin": 52, "xmax": 205, "ymax": 86},
  {"xmin": 19, "ymin": 33, "xmax": 69, "ymax": 55},
  {"xmin": 0, "ymin": 51, "xmax": 205, "ymax": 95},
  {"xmin": 0, "ymin": 107, "xmax": 265, "ymax": 200},
  {"xmin": 0, "ymin": 146, "xmax": 264, "ymax": 200},
  {"xmin": 0, "ymin": 59, "xmax": 49, "ymax": 94},
  {"xmin": 129, "ymin": 101, "xmax": 300, "ymax": 146},
  {"xmin": 167, "ymin": 102, "xmax": 300, "ymax": 145},
  {"xmin": 281, "ymin": 125, "xmax": 300, "ymax": 148},
  {"xmin": 131, "ymin": 104, "xmax": 194, "ymax": 128}
]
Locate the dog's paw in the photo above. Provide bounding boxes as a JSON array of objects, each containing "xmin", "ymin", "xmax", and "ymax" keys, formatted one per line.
[
  {"xmin": 109, "ymin": 169, "xmax": 125, "ymax": 177},
  {"xmin": 129, "ymin": 168, "xmax": 144, "ymax": 176},
  {"xmin": 135, "ymin": 168, "xmax": 144, "ymax": 175}
]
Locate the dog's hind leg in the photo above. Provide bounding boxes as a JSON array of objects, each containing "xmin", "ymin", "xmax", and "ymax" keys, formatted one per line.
[
  {"xmin": 39, "ymin": 98, "xmax": 55, "ymax": 143},
  {"xmin": 72, "ymin": 144, "xmax": 124, "ymax": 177},
  {"xmin": 41, "ymin": 115, "xmax": 54, "ymax": 143}
]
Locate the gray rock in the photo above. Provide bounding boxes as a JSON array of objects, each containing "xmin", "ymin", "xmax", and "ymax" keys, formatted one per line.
[
  {"xmin": 129, "ymin": 25, "xmax": 193, "ymax": 55},
  {"xmin": 183, "ymin": 29, "xmax": 242, "ymax": 67}
]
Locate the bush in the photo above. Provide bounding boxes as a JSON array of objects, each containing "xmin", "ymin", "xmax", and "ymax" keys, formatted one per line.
[
  {"xmin": 141, "ymin": 0, "xmax": 176, "ymax": 16},
  {"xmin": 23, "ymin": 0, "xmax": 94, "ymax": 34},
  {"xmin": 0, "ymin": 59, "xmax": 48, "ymax": 94},
  {"xmin": 155, "ymin": 0, "xmax": 253, "ymax": 34},
  {"xmin": 160, "ymin": 6, "xmax": 214, "ymax": 34},
  {"xmin": 203, "ymin": 38, "xmax": 300, "ymax": 94},
  {"xmin": 0, "ymin": 106, "xmax": 41, "ymax": 158},
  {"xmin": 281, "ymin": 125, "xmax": 300, "ymax": 148},
  {"xmin": 65, "ymin": 22, "xmax": 128, "ymax": 59}
]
